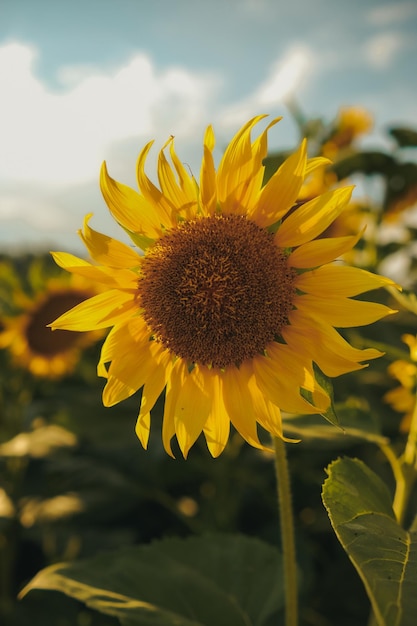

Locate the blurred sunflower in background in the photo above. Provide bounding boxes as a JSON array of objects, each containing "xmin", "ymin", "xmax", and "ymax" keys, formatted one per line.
[
  {"xmin": 384, "ymin": 334, "xmax": 417, "ymax": 433},
  {"xmin": 0, "ymin": 260, "xmax": 101, "ymax": 379},
  {"xmin": 50, "ymin": 116, "xmax": 397, "ymax": 457},
  {"xmin": 321, "ymin": 106, "xmax": 373, "ymax": 160}
]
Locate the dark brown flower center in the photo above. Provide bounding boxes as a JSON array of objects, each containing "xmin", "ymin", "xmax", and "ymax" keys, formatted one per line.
[
  {"xmin": 138, "ymin": 214, "xmax": 296, "ymax": 368},
  {"xmin": 26, "ymin": 291, "xmax": 91, "ymax": 356}
]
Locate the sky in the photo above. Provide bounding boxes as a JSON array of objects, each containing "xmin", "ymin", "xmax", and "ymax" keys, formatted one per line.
[{"xmin": 1, "ymin": 0, "xmax": 417, "ymax": 254}]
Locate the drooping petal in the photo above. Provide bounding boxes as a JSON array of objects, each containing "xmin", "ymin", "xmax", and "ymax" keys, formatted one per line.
[
  {"xmin": 136, "ymin": 142, "xmax": 176, "ymax": 227},
  {"xmin": 275, "ymin": 186, "xmax": 354, "ymax": 247},
  {"xmin": 202, "ymin": 368, "xmax": 230, "ymax": 457},
  {"xmin": 241, "ymin": 361, "xmax": 284, "ymax": 439},
  {"xmin": 222, "ymin": 364, "xmax": 264, "ymax": 449},
  {"xmin": 162, "ymin": 359, "xmax": 188, "ymax": 457},
  {"xmin": 253, "ymin": 344, "xmax": 330, "ymax": 415},
  {"xmin": 98, "ymin": 316, "xmax": 149, "ymax": 377},
  {"xmin": 174, "ymin": 364, "xmax": 213, "ymax": 458},
  {"xmin": 100, "ymin": 162, "xmax": 164, "ymax": 242},
  {"xmin": 294, "ymin": 264, "xmax": 397, "ymax": 297},
  {"xmin": 251, "ymin": 139, "xmax": 307, "ymax": 227},
  {"xmin": 103, "ymin": 331, "xmax": 166, "ymax": 407},
  {"xmin": 136, "ymin": 351, "xmax": 172, "ymax": 449},
  {"xmin": 79, "ymin": 214, "xmax": 143, "ymax": 269},
  {"xmin": 284, "ymin": 309, "xmax": 383, "ymax": 376}
]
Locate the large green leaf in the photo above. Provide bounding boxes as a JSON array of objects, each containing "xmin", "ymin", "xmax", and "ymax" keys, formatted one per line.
[
  {"xmin": 322, "ymin": 457, "xmax": 417, "ymax": 626},
  {"xmin": 20, "ymin": 534, "xmax": 284, "ymax": 626}
]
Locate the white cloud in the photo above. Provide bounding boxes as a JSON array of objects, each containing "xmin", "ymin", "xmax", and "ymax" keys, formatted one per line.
[
  {"xmin": 219, "ymin": 45, "xmax": 313, "ymax": 128},
  {"xmin": 367, "ymin": 2, "xmax": 417, "ymax": 25},
  {"xmin": 362, "ymin": 32, "xmax": 408, "ymax": 69},
  {"xmin": 0, "ymin": 41, "xmax": 220, "ymax": 185}
]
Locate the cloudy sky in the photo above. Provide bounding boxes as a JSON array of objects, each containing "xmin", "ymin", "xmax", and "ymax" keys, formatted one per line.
[{"xmin": 1, "ymin": 0, "xmax": 417, "ymax": 254}]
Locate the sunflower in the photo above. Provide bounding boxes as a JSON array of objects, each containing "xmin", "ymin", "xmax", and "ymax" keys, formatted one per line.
[
  {"xmin": 384, "ymin": 334, "xmax": 417, "ymax": 433},
  {"xmin": 0, "ymin": 268, "xmax": 100, "ymax": 379},
  {"xmin": 50, "ymin": 116, "xmax": 397, "ymax": 457},
  {"xmin": 321, "ymin": 106, "xmax": 373, "ymax": 159}
]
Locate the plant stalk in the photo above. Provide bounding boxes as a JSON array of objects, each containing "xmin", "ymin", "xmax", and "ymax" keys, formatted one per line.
[{"xmin": 273, "ymin": 436, "xmax": 298, "ymax": 626}]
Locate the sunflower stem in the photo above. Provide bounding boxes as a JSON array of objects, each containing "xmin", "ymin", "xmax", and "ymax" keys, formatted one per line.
[{"xmin": 273, "ymin": 436, "xmax": 298, "ymax": 626}]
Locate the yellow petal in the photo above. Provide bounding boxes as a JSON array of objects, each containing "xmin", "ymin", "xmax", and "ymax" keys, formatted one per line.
[
  {"xmin": 288, "ymin": 230, "xmax": 363, "ymax": 268},
  {"xmin": 136, "ymin": 351, "xmax": 172, "ymax": 449},
  {"xmin": 162, "ymin": 359, "xmax": 187, "ymax": 457},
  {"xmin": 305, "ymin": 156, "xmax": 332, "ymax": 176},
  {"xmin": 217, "ymin": 115, "xmax": 270, "ymax": 214},
  {"xmin": 253, "ymin": 345, "xmax": 329, "ymax": 414},
  {"xmin": 50, "ymin": 290, "xmax": 137, "ymax": 331},
  {"xmin": 275, "ymin": 186, "xmax": 354, "ymax": 247},
  {"xmin": 295, "ymin": 294, "xmax": 396, "ymax": 327},
  {"xmin": 169, "ymin": 139, "xmax": 199, "ymax": 218},
  {"xmin": 243, "ymin": 362, "xmax": 284, "ymax": 439},
  {"xmin": 98, "ymin": 317, "xmax": 149, "ymax": 377},
  {"xmin": 135, "ymin": 412, "xmax": 150, "ymax": 450},
  {"xmin": 241, "ymin": 117, "xmax": 282, "ymax": 213},
  {"xmin": 157, "ymin": 138, "xmax": 198, "ymax": 220},
  {"xmin": 294, "ymin": 264, "xmax": 397, "ymax": 297},
  {"xmin": 51, "ymin": 251, "xmax": 136, "ymax": 288},
  {"xmin": 100, "ymin": 162, "xmax": 164, "ymax": 241},
  {"xmin": 202, "ymin": 368, "xmax": 230, "ymax": 457},
  {"xmin": 79, "ymin": 214, "xmax": 143, "ymax": 269},
  {"xmin": 200, "ymin": 125, "xmax": 217, "ymax": 216},
  {"xmin": 136, "ymin": 142, "xmax": 175, "ymax": 227},
  {"xmin": 103, "ymin": 334, "xmax": 167, "ymax": 407},
  {"xmin": 174, "ymin": 364, "xmax": 213, "ymax": 458},
  {"xmin": 251, "ymin": 139, "xmax": 307, "ymax": 227},
  {"xmin": 284, "ymin": 310, "xmax": 383, "ymax": 376},
  {"xmin": 222, "ymin": 364, "xmax": 264, "ymax": 449}
]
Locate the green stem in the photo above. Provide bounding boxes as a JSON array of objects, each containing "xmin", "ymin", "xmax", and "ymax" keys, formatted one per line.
[
  {"xmin": 273, "ymin": 436, "xmax": 298, "ymax": 626},
  {"xmin": 381, "ymin": 391, "xmax": 417, "ymax": 527},
  {"xmin": 396, "ymin": 391, "xmax": 417, "ymax": 526}
]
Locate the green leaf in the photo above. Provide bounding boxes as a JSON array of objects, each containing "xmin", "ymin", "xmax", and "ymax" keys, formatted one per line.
[
  {"xmin": 20, "ymin": 533, "xmax": 284, "ymax": 626},
  {"xmin": 322, "ymin": 457, "xmax": 417, "ymax": 626},
  {"xmin": 331, "ymin": 151, "xmax": 396, "ymax": 180},
  {"xmin": 388, "ymin": 127, "xmax": 417, "ymax": 148},
  {"xmin": 384, "ymin": 162, "xmax": 417, "ymax": 213},
  {"xmin": 283, "ymin": 404, "xmax": 388, "ymax": 447}
]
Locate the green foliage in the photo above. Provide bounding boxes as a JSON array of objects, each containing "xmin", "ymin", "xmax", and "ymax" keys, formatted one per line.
[
  {"xmin": 322, "ymin": 458, "xmax": 417, "ymax": 626},
  {"xmin": 388, "ymin": 127, "xmax": 417, "ymax": 148},
  {"xmin": 20, "ymin": 534, "xmax": 284, "ymax": 626}
]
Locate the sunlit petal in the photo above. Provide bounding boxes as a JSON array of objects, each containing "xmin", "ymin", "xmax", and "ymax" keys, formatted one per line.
[
  {"xmin": 294, "ymin": 264, "xmax": 397, "ymax": 296},
  {"xmin": 251, "ymin": 139, "xmax": 307, "ymax": 226},
  {"xmin": 276, "ymin": 186, "xmax": 354, "ymax": 247}
]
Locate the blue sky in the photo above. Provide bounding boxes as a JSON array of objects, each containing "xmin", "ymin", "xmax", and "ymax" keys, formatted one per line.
[{"xmin": 1, "ymin": 0, "xmax": 417, "ymax": 253}]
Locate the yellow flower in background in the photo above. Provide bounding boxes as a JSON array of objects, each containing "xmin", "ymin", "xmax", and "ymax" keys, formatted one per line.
[
  {"xmin": 51, "ymin": 116, "xmax": 397, "ymax": 457},
  {"xmin": 384, "ymin": 334, "xmax": 417, "ymax": 433},
  {"xmin": 322, "ymin": 106, "xmax": 373, "ymax": 160},
  {"xmin": 0, "ymin": 269, "xmax": 100, "ymax": 379}
]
